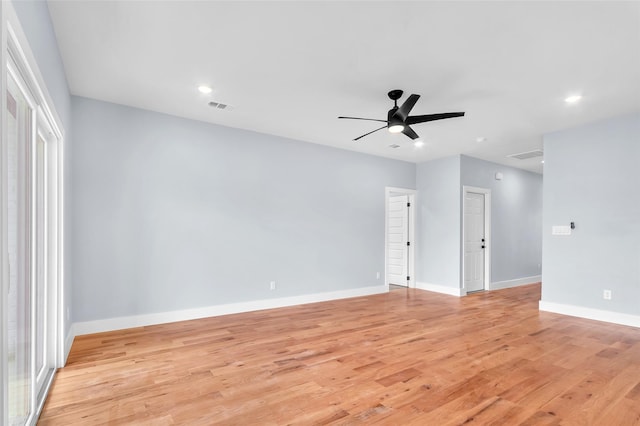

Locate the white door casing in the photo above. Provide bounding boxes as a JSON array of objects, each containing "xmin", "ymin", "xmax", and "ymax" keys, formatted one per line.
[{"xmin": 462, "ymin": 186, "xmax": 491, "ymax": 294}]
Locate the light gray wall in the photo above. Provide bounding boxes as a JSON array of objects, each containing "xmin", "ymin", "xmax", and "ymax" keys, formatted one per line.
[
  {"xmin": 542, "ymin": 113, "xmax": 640, "ymax": 315},
  {"xmin": 416, "ymin": 156, "xmax": 461, "ymax": 288},
  {"xmin": 11, "ymin": 0, "xmax": 73, "ymax": 336},
  {"xmin": 416, "ymin": 154, "xmax": 542, "ymax": 289},
  {"xmin": 71, "ymin": 96, "xmax": 415, "ymax": 322},
  {"xmin": 461, "ymin": 155, "xmax": 542, "ymax": 283}
]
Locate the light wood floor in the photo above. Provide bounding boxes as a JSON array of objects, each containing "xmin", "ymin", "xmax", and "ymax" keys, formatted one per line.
[{"xmin": 39, "ymin": 284, "xmax": 640, "ymax": 425}]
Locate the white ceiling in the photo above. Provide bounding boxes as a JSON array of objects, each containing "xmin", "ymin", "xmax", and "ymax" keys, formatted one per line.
[{"xmin": 47, "ymin": 1, "xmax": 640, "ymax": 174}]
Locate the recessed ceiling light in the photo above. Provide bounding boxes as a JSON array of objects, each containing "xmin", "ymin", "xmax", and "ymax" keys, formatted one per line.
[
  {"xmin": 414, "ymin": 139, "xmax": 425, "ymax": 148},
  {"xmin": 476, "ymin": 137, "xmax": 486, "ymax": 143},
  {"xmin": 564, "ymin": 95, "xmax": 582, "ymax": 104},
  {"xmin": 198, "ymin": 85, "xmax": 213, "ymax": 94}
]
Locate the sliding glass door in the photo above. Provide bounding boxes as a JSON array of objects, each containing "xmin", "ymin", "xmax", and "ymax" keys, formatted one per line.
[
  {"xmin": 6, "ymin": 53, "xmax": 57, "ymax": 426},
  {"xmin": 7, "ymin": 60, "xmax": 33, "ymax": 426},
  {"xmin": 2, "ymin": 4, "xmax": 65, "ymax": 424}
]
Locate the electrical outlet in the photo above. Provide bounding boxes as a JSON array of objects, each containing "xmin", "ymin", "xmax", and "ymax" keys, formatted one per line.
[
  {"xmin": 270, "ymin": 281, "xmax": 276, "ymax": 290},
  {"xmin": 376, "ymin": 272, "xmax": 380, "ymax": 280},
  {"xmin": 66, "ymin": 308, "xmax": 70, "ymax": 320},
  {"xmin": 603, "ymin": 289, "xmax": 612, "ymax": 300}
]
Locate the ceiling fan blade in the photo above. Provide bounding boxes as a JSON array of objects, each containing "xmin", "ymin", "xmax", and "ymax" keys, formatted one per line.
[
  {"xmin": 406, "ymin": 112, "xmax": 465, "ymax": 125},
  {"xmin": 393, "ymin": 94, "xmax": 420, "ymax": 121},
  {"xmin": 402, "ymin": 125, "xmax": 420, "ymax": 140},
  {"xmin": 338, "ymin": 116, "xmax": 388, "ymax": 123},
  {"xmin": 353, "ymin": 125, "xmax": 387, "ymax": 141}
]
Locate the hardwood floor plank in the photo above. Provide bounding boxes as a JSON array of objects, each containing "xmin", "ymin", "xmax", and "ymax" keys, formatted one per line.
[{"xmin": 38, "ymin": 284, "xmax": 640, "ymax": 424}]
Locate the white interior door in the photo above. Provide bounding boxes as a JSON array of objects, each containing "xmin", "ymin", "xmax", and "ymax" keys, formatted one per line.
[
  {"xmin": 464, "ymin": 191, "xmax": 485, "ymax": 292},
  {"xmin": 387, "ymin": 195, "xmax": 409, "ymax": 286}
]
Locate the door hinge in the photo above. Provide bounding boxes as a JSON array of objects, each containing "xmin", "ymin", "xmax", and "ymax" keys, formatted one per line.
[
  {"xmin": 407, "ymin": 202, "xmax": 411, "ymax": 207},
  {"xmin": 406, "ymin": 276, "xmax": 410, "ymax": 281},
  {"xmin": 406, "ymin": 241, "xmax": 410, "ymax": 246}
]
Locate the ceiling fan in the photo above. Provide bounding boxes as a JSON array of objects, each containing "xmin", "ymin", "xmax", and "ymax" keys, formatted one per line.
[{"xmin": 338, "ymin": 90, "xmax": 465, "ymax": 141}]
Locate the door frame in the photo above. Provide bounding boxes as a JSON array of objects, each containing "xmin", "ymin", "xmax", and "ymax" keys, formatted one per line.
[
  {"xmin": 1, "ymin": 3, "xmax": 66, "ymax": 424},
  {"xmin": 461, "ymin": 186, "xmax": 491, "ymax": 295},
  {"xmin": 385, "ymin": 187, "xmax": 416, "ymax": 289},
  {"xmin": 1, "ymin": 1, "xmax": 7, "ymax": 419}
]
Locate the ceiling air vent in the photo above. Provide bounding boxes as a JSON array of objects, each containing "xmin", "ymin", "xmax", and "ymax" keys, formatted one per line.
[
  {"xmin": 389, "ymin": 144, "xmax": 401, "ymax": 149},
  {"xmin": 208, "ymin": 101, "xmax": 232, "ymax": 111},
  {"xmin": 507, "ymin": 149, "xmax": 543, "ymax": 160}
]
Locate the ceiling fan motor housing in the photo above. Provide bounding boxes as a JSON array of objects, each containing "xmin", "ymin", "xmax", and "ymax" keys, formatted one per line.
[{"xmin": 387, "ymin": 108, "xmax": 404, "ymax": 130}]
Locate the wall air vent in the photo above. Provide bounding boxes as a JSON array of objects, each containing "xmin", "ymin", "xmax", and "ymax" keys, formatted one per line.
[
  {"xmin": 507, "ymin": 149, "xmax": 544, "ymax": 160},
  {"xmin": 208, "ymin": 101, "xmax": 233, "ymax": 111},
  {"xmin": 389, "ymin": 144, "xmax": 401, "ymax": 149}
]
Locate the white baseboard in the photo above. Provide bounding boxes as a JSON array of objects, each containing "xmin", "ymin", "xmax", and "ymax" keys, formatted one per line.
[
  {"xmin": 490, "ymin": 275, "xmax": 541, "ymax": 291},
  {"xmin": 63, "ymin": 324, "xmax": 75, "ymax": 364},
  {"xmin": 539, "ymin": 301, "xmax": 640, "ymax": 329},
  {"xmin": 73, "ymin": 285, "xmax": 388, "ymax": 336},
  {"xmin": 415, "ymin": 282, "xmax": 463, "ymax": 297},
  {"xmin": 415, "ymin": 277, "xmax": 540, "ymax": 297}
]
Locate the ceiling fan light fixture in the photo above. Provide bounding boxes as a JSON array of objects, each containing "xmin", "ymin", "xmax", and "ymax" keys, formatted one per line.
[
  {"xmin": 198, "ymin": 85, "xmax": 213, "ymax": 94},
  {"xmin": 388, "ymin": 124, "xmax": 404, "ymax": 133}
]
